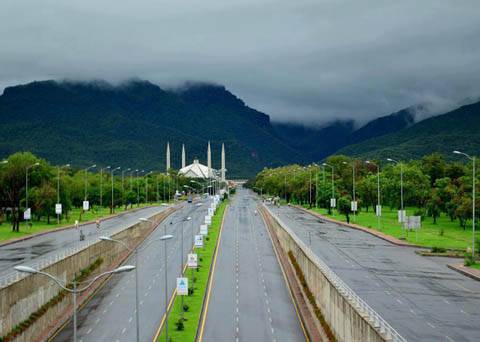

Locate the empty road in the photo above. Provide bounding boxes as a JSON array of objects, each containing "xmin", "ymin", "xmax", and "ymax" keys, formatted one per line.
[
  {"xmin": 0, "ymin": 206, "xmax": 170, "ymax": 279},
  {"xmin": 201, "ymin": 189, "xmax": 305, "ymax": 342},
  {"xmin": 53, "ymin": 200, "xmax": 209, "ymax": 342},
  {"xmin": 268, "ymin": 204, "xmax": 480, "ymax": 342}
]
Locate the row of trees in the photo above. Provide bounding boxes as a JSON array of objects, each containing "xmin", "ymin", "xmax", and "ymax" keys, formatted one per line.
[
  {"xmin": 250, "ymin": 153, "xmax": 477, "ymax": 229},
  {"xmin": 0, "ymin": 152, "xmax": 206, "ymax": 232}
]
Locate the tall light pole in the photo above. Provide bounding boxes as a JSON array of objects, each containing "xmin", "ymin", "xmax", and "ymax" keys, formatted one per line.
[
  {"xmin": 387, "ymin": 158, "xmax": 404, "ymax": 232},
  {"xmin": 366, "ymin": 160, "xmax": 381, "ymax": 230},
  {"xmin": 122, "ymin": 168, "xmax": 131, "ymax": 205},
  {"xmin": 84, "ymin": 164, "xmax": 97, "ymax": 202},
  {"xmin": 25, "ymin": 162, "xmax": 40, "ymax": 228},
  {"xmin": 178, "ymin": 216, "xmax": 191, "ymax": 318},
  {"xmin": 57, "ymin": 164, "xmax": 70, "ymax": 224},
  {"xmin": 15, "ymin": 264, "xmax": 135, "ymax": 342},
  {"xmin": 100, "ymin": 166, "xmax": 111, "ymax": 209},
  {"xmin": 323, "ymin": 163, "xmax": 335, "ymax": 215},
  {"xmin": 454, "ymin": 150, "xmax": 476, "ymax": 258},
  {"xmin": 309, "ymin": 166, "xmax": 312, "ymax": 207},
  {"xmin": 145, "ymin": 171, "xmax": 153, "ymax": 203},
  {"xmin": 100, "ymin": 227, "xmax": 172, "ymax": 342},
  {"xmin": 111, "ymin": 167, "xmax": 121, "ymax": 213},
  {"xmin": 137, "ymin": 170, "xmax": 144, "ymax": 207},
  {"xmin": 343, "ymin": 161, "xmax": 357, "ymax": 222},
  {"xmin": 130, "ymin": 169, "xmax": 137, "ymax": 192}
]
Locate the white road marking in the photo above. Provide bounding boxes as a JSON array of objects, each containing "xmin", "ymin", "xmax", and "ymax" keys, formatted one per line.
[
  {"xmin": 86, "ymin": 328, "xmax": 92, "ymax": 334},
  {"xmin": 427, "ymin": 322, "xmax": 435, "ymax": 328},
  {"xmin": 129, "ymin": 316, "xmax": 133, "ymax": 323},
  {"xmin": 121, "ymin": 327, "xmax": 126, "ymax": 334}
]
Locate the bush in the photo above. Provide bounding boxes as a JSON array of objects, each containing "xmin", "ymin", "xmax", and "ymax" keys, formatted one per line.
[
  {"xmin": 431, "ymin": 246, "xmax": 446, "ymax": 253},
  {"xmin": 175, "ymin": 318, "xmax": 185, "ymax": 331},
  {"xmin": 183, "ymin": 304, "xmax": 189, "ymax": 312},
  {"xmin": 465, "ymin": 253, "xmax": 475, "ymax": 266}
]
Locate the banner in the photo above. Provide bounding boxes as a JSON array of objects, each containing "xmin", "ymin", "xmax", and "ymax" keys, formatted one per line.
[
  {"xmin": 330, "ymin": 198, "xmax": 336, "ymax": 208},
  {"xmin": 195, "ymin": 234, "xmax": 203, "ymax": 247},
  {"xmin": 23, "ymin": 208, "xmax": 31, "ymax": 220},
  {"xmin": 55, "ymin": 203, "xmax": 62, "ymax": 215},
  {"xmin": 176, "ymin": 277, "xmax": 188, "ymax": 295},
  {"xmin": 187, "ymin": 253, "xmax": 198, "ymax": 268},
  {"xmin": 83, "ymin": 200, "xmax": 90, "ymax": 211}
]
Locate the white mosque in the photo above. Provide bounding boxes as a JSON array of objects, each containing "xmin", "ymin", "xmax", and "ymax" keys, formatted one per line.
[{"xmin": 165, "ymin": 141, "xmax": 226, "ymax": 181}]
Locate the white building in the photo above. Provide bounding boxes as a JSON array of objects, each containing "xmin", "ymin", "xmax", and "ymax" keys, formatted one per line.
[{"xmin": 178, "ymin": 159, "xmax": 216, "ymax": 179}]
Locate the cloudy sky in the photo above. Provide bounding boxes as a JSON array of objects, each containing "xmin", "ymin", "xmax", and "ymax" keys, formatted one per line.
[{"xmin": 1, "ymin": 0, "xmax": 480, "ymax": 125}]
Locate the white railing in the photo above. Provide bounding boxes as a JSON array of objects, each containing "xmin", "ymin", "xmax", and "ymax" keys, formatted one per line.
[
  {"xmin": 0, "ymin": 207, "xmax": 171, "ymax": 290},
  {"xmin": 265, "ymin": 206, "xmax": 407, "ymax": 342}
]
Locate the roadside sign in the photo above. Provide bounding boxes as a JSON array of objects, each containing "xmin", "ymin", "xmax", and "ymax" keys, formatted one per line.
[
  {"xmin": 195, "ymin": 234, "xmax": 203, "ymax": 248},
  {"xmin": 330, "ymin": 198, "xmax": 336, "ymax": 208},
  {"xmin": 187, "ymin": 253, "xmax": 198, "ymax": 268},
  {"xmin": 406, "ymin": 216, "xmax": 421, "ymax": 230},
  {"xmin": 205, "ymin": 215, "xmax": 211, "ymax": 225},
  {"xmin": 176, "ymin": 277, "xmax": 188, "ymax": 295},
  {"xmin": 23, "ymin": 208, "xmax": 31, "ymax": 220},
  {"xmin": 351, "ymin": 201, "xmax": 358, "ymax": 212},
  {"xmin": 375, "ymin": 205, "xmax": 382, "ymax": 217},
  {"xmin": 200, "ymin": 224, "xmax": 208, "ymax": 235},
  {"xmin": 55, "ymin": 203, "xmax": 62, "ymax": 215},
  {"xmin": 398, "ymin": 210, "xmax": 406, "ymax": 223},
  {"xmin": 83, "ymin": 200, "xmax": 90, "ymax": 211},
  {"xmin": 208, "ymin": 208, "xmax": 214, "ymax": 216}
]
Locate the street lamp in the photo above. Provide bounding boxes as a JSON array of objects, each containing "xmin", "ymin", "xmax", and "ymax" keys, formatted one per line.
[
  {"xmin": 387, "ymin": 158, "xmax": 405, "ymax": 232},
  {"xmin": 111, "ymin": 167, "xmax": 121, "ymax": 213},
  {"xmin": 453, "ymin": 150, "xmax": 476, "ymax": 258},
  {"xmin": 145, "ymin": 171, "xmax": 153, "ymax": 203},
  {"xmin": 56, "ymin": 164, "xmax": 70, "ymax": 224},
  {"xmin": 84, "ymin": 164, "xmax": 97, "ymax": 203},
  {"xmin": 14, "ymin": 264, "xmax": 135, "ymax": 342},
  {"xmin": 122, "ymin": 168, "xmax": 131, "ymax": 205},
  {"xmin": 100, "ymin": 226, "xmax": 172, "ymax": 342},
  {"xmin": 366, "ymin": 160, "xmax": 381, "ymax": 230},
  {"xmin": 100, "ymin": 166, "xmax": 111, "ymax": 209},
  {"xmin": 322, "ymin": 163, "xmax": 335, "ymax": 215},
  {"xmin": 25, "ymin": 162, "xmax": 40, "ymax": 228},
  {"xmin": 343, "ymin": 161, "xmax": 357, "ymax": 222},
  {"xmin": 137, "ymin": 170, "xmax": 144, "ymax": 207}
]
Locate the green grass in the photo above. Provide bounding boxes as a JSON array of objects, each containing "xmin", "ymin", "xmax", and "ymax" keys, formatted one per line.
[
  {"xmin": 0, "ymin": 202, "xmax": 166, "ymax": 241},
  {"xmin": 158, "ymin": 200, "xmax": 227, "ymax": 341},
  {"xmin": 470, "ymin": 263, "xmax": 480, "ymax": 270},
  {"xmin": 306, "ymin": 205, "xmax": 478, "ymax": 251}
]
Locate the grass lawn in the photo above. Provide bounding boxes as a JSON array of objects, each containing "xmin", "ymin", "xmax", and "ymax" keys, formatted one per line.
[
  {"xmin": 306, "ymin": 205, "xmax": 478, "ymax": 251},
  {"xmin": 158, "ymin": 200, "xmax": 227, "ymax": 341},
  {"xmin": 0, "ymin": 202, "xmax": 166, "ymax": 242},
  {"xmin": 469, "ymin": 263, "xmax": 480, "ymax": 270}
]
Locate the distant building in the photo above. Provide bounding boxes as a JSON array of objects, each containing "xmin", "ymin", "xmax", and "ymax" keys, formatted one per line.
[{"xmin": 179, "ymin": 159, "xmax": 216, "ymax": 179}]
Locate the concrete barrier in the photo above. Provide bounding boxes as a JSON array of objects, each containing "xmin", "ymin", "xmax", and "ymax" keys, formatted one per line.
[
  {"xmin": 0, "ymin": 206, "xmax": 175, "ymax": 342},
  {"xmin": 263, "ymin": 205, "xmax": 406, "ymax": 342}
]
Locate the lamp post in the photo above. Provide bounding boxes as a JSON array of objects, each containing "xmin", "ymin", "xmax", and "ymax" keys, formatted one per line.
[
  {"xmin": 14, "ymin": 264, "xmax": 135, "ymax": 342},
  {"xmin": 343, "ymin": 161, "xmax": 357, "ymax": 222},
  {"xmin": 178, "ymin": 216, "xmax": 191, "ymax": 318},
  {"xmin": 84, "ymin": 164, "xmax": 97, "ymax": 202},
  {"xmin": 145, "ymin": 171, "xmax": 153, "ymax": 204},
  {"xmin": 100, "ymin": 227, "xmax": 172, "ymax": 342},
  {"xmin": 57, "ymin": 164, "xmax": 70, "ymax": 224},
  {"xmin": 366, "ymin": 160, "xmax": 381, "ymax": 230},
  {"xmin": 100, "ymin": 166, "xmax": 111, "ymax": 209},
  {"xmin": 387, "ymin": 158, "xmax": 405, "ymax": 234},
  {"xmin": 25, "ymin": 162, "xmax": 40, "ymax": 228},
  {"xmin": 137, "ymin": 170, "xmax": 144, "ymax": 207},
  {"xmin": 111, "ymin": 167, "xmax": 121, "ymax": 213},
  {"xmin": 453, "ymin": 150, "xmax": 476, "ymax": 258},
  {"xmin": 122, "ymin": 168, "xmax": 131, "ymax": 205},
  {"xmin": 323, "ymin": 163, "xmax": 335, "ymax": 215}
]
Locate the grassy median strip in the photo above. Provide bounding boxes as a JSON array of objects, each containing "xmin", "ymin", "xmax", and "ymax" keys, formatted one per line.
[
  {"xmin": 308, "ymin": 206, "xmax": 478, "ymax": 251},
  {"xmin": 158, "ymin": 200, "xmax": 227, "ymax": 341}
]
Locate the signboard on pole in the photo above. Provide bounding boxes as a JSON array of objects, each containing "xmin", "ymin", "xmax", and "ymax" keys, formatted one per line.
[
  {"xmin": 195, "ymin": 234, "xmax": 203, "ymax": 248},
  {"xmin": 200, "ymin": 224, "xmax": 208, "ymax": 235},
  {"xmin": 83, "ymin": 200, "xmax": 90, "ymax": 211},
  {"xmin": 330, "ymin": 198, "xmax": 336, "ymax": 208},
  {"xmin": 375, "ymin": 205, "xmax": 382, "ymax": 217},
  {"xmin": 351, "ymin": 201, "xmax": 358, "ymax": 212},
  {"xmin": 23, "ymin": 208, "xmax": 31, "ymax": 220},
  {"xmin": 406, "ymin": 216, "xmax": 421, "ymax": 230},
  {"xmin": 205, "ymin": 215, "xmax": 212, "ymax": 225},
  {"xmin": 208, "ymin": 208, "xmax": 214, "ymax": 216},
  {"xmin": 187, "ymin": 253, "xmax": 198, "ymax": 268},
  {"xmin": 55, "ymin": 203, "xmax": 62, "ymax": 215},
  {"xmin": 398, "ymin": 210, "xmax": 406, "ymax": 223},
  {"xmin": 176, "ymin": 277, "xmax": 188, "ymax": 295}
]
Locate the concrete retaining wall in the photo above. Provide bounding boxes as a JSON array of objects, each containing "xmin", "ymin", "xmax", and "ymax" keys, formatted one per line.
[
  {"xmin": 0, "ymin": 207, "xmax": 174, "ymax": 341},
  {"xmin": 265, "ymin": 206, "xmax": 387, "ymax": 342}
]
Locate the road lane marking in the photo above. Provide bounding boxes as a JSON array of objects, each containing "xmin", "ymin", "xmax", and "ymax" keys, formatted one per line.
[
  {"xmin": 129, "ymin": 316, "xmax": 133, "ymax": 323},
  {"xmin": 427, "ymin": 322, "xmax": 435, "ymax": 328}
]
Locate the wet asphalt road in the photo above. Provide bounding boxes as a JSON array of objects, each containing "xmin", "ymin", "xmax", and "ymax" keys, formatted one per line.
[
  {"xmin": 202, "ymin": 189, "xmax": 305, "ymax": 342},
  {"xmin": 268, "ymin": 204, "xmax": 480, "ymax": 342},
  {"xmin": 0, "ymin": 206, "xmax": 168, "ymax": 278},
  {"xmin": 53, "ymin": 200, "xmax": 210, "ymax": 342}
]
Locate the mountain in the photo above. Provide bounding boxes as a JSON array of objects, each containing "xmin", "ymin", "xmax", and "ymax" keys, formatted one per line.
[
  {"xmin": 336, "ymin": 101, "xmax": 480, "ymax": 160},
  {"xmin": 0, "ymin": 80, "xmax": 302, "ymax": 178}
]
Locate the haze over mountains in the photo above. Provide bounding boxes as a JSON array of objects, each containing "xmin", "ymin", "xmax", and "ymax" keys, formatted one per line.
[{"xmin": 0, "ymin": 79, "xmax": 478, "ymax": 177}]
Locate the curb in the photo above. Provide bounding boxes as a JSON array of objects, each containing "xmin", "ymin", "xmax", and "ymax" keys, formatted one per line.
[
  {"xmin": 447, "ymin": 264, "xmax": 480, "ymax": 282},
  {"xmin": 294, "ymin": 205, "xmax": 419, "ymax": 248},
  {"xmin": 0, "ymin": 205, "xmax": 161, "ymax": 247}
]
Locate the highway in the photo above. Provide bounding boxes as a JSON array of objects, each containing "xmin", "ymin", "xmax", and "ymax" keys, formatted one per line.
[
  {"xmin": 202, "ymin": 189, "xmax": 305, "ymax": 342},
  {"xmin": 268, "ymin": 204, "xmax": 480, "ymax": 342},
  {"xmin": 0, "ymin": 206, "xmax": 169, "ymax": 279},
  {"xmin": 53, "ymin": 200, "xmax": 209, "ymax": 342}
]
